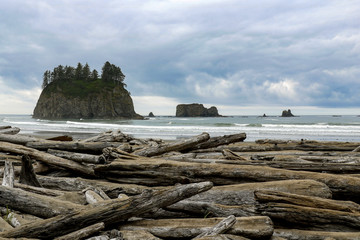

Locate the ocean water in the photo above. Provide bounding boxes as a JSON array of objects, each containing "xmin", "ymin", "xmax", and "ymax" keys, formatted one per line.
[{"xmin": 1, "ymin": 114, "xmax": 360, "ymax": 142}]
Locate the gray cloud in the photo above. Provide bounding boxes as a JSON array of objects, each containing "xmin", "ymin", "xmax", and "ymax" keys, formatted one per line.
[{"xmin": 0, "ymin": 0, "xmax": 359, "ymax": 114}]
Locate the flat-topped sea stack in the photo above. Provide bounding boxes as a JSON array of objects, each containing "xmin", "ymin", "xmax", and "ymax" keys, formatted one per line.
[
  {"xmin": 281, "ymin": 109, "xmax": 295, "ymax": 117},
  {"xmin": 176, "ymin": 103, "xmax": 221, "ymax": 117},
  {"xmin": 33, "ymin": 62, "xmax": 143, "ymax": 120}
]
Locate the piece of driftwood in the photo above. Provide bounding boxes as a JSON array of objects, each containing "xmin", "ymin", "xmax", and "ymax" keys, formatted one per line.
[
  {"xmin": 255, "ymin": 190, "xmax": 360, "ymax": 213},
  {"xmin": 94, "ymin": 156, "xmax": 360, "ymax": 201},
  {"xmin": 258, "ymin": 202, "xmax": 360, "ymax": 231},
  {"xmin": 0, "ymin": 134, "xmax": 39, "ymax": 145},
  {"xmin": 0, "ymin": 141, "xmax": 95, "ymax": 177},
  {"xmin": 19, "ymin": 154, "xmax": 42, "ymax": 187},
  {"xmin": 195, "ymin": 234, "xmax": 251, "ymax": 240},
  {"xmin": 273, "ymin": 229, "xmax": 360, "ymax": 240},
  {"xmin": 134, "ymin": 132, "xmax": 210, "ymax": 157},
  {"xmin": 190, "ymin": 133, "xmax": 247, "ymax": 151},
  {"xmin": 194, "ymin": 215, "xmax": 237, "ymax": 239},
  {"xmin": 81, "ymin": 130, "xmax": 135, "ymax": 143},
  {"xmin": 2, "ymin": 161, "xmax": 14, "ymax": 187},
  {"xmin": 222, "ymin": 149, "xmax": 248, "ymax": 161},
  {"xmin": 85, "ymin": 190, "xmax": 105, "ymax": 204},
  {"xmin": 164, "ymin": 180, "xmax": 331, "ymax": 217},
  {"xmin": 0, "ymin": 181, "xmax": 213, "ymax": 239},
  {"xmin": 36, "ymin": 175, "xmax": 149, "ymax": 197},
  {"xmin": 0, "ymin": 127, "xmax": 20, "ymax": 135},
  {"xmin": 120, "ymin": 230, "xmax": 162, "ymax": 240},
  {"xmin": 0, "ymin": 216, "xmax": 13, "ymax": 232},
  {"xmin": 26, "ymin": 140, "xmax": 122, "ymax": 153},
  {"xmin": 0, "ymin": 185, "xmax": 84, "ymax": 218},
  {"xmin": 119, "ymin": 216, "xmax": 273, "ymax": 239},
  {"xmin": 54, "ymin": 222, "xmax": 105, "ymax": 240},
  {"xmin": 47, "ymin": 149, "xmax": 105, "ymax": 164}
]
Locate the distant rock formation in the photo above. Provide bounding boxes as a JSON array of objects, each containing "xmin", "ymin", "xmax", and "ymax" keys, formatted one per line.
[
  {"xmin": 176, "ymin": 104, "xmax": 221, "ymax": 117},
  {"xmin": 148, "ymin": 112, "xmax": 155, "ymax": 117},
  {"xmin": 33, "ymin": 62, "xmax": 143, "ymax": 120},
  {"xmin": 281, "ymin": 109, "xmax": 295, "ymax": 117}
]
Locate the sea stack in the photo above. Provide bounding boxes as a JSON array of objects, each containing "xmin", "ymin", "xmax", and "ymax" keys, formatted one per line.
[
  {"xmin": 33, "ymin": 62, "xmax": 143, "ymax": 120},
  {"xmin": 176, "ymin": 103, "xmax": 221, "ymax": 117},
  {"xmin": 281, "ymin": 109, "xmax": 295, "ymax": 117}
]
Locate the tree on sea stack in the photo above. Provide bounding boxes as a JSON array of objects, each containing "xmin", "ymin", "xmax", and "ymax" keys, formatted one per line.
[{"xmin": 33, "ymin": 61, "xmax": 143, "ymax": 120}]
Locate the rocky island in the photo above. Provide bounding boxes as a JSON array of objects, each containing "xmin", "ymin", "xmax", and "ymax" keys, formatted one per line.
[
  {"xmin": 281, "ymin": 109, "xmax": 295, "ymax": 117},
  {"xmin": 33, "ymin": 62, "xmax": 143, "ymax": 120},
  {"xmin": 176, "ymin": 103, "xmax": 221, "ymax": 117}
]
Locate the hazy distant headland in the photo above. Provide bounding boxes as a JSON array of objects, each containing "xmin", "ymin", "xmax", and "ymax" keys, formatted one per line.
[{"xmin": 33, "ymin": 62, "xmax": 143, "ymax": 120}]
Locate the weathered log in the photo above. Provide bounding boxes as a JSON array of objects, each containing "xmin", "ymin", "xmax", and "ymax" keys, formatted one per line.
[
  {"xmin": 222, "ymin": 149, "xmax": 248, "ymax": 161},
  {"xmin": 194, "ymin": 215, "xmax": 237, "ymax": 239},
  {"xmin": 1, "ymin": 161, "xmax": 14, "ymax": 187},
  {"xmin": 192, "ymin": 141, "xmax": 360, "ymax": 153},
  {"xmin": 255, "ymin": 190, "xmax": 360, "ymax": 213},
  {"xmin": 54, "ymin": 222, "xmax": 105, "ymax": 240},
  {"xmin": 0, "ymin": 127, "xmax": 20, "ymax": 135},
  {"xmin": 258, "ymin": 202, "xmax": 360, "ymax": 231},
  {"xmin": 120, "ymin": 230, "xmax": 162, "ymax": 240},
  {"xmin": 19, "ymin": 154, "xmax": 42, "ymax": 187},
  {"xmin": 134, "ymin": 132, "xmax": 210, "ymax": 157},
  {"xmin": 190, "ymin": 133, "xmax": 247, "ymax": 151},
  {"xmin": 0, "ymin": 133, "xmax": 39, "ymax": 144},
  {"xmin": 165, "ymin": 180, "xmax": 331, "ymax": 217},
  {"xmin": 36, "ymin": 175, "xmax": 149, "ymax": 197},
  {"xmin": 85, "ymin": 190, "xmax": 105, "ymax": 204},
  {"xmin": 0, "ymin": 185, "xmax": 84, "ymax": 218},
  {"xmin": 195, "ymin": 235, "xmax": 250, "ymax": 240},
  {"xmin": 47, "ymin": 149, "xmax": 105, "ymax": 164},
  {"xmin": 273, "ymin": 229, "xmax": 360, "ymax": 240},
  {"xmin": 0, "ymin": 134, "xmax": 122, "ymax": 153},
  {"xmin": 0, "ymin": 141, "xmax": 95, "ymax": 177},
  {"xmin": 81, "ymin": 130, "xmax": 134, "ymax": 143},
  {"xmin": 119, "ymin": 216, "xmax": 273, "ymax": 239},
  {"xmin": 0, "ymin": 181, "xmax": 213, "ymax": 239},
  {"xmin": 26, "ymin": 140, "xmax": 122, "ymax": 153},
  {"xmin": 0, "ymin": 216, "xmax": 13, "ymax": 232},
  {"xmin": 95, "ymin": 156, "xmax": 360, "ymax": 201}
]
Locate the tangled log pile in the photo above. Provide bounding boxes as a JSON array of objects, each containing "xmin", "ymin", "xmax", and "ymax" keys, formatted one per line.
[{"xmin": 1, "ymin": 128, "xmax": 360, "ymax": 239}]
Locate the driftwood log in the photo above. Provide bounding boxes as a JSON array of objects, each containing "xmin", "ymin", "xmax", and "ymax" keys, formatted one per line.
[
  {"xmin": 134, "ymin": 132, "xmax": 210, "ymax": 157},
  {"xmin": 0, "ymin": 141, "xmax": 95, "ymax": 177},
  {"xmin": 0, "ymin": 181, "xmax": 213, "ymax": 239},
  {"xmin": 94, "ymin": 156, "xmax": 360, "ymax": 201},
  {"xmin": 119, "ymin": 216, "xmax": 273, "ymax": 239}
]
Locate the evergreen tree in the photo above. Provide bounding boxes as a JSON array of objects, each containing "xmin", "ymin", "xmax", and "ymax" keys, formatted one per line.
[
  {"xmin": 91, "ymin": 69, "xmax": 99, "ymax": 80},
  {"xmin": 42, "ymin": 70, "xmax": 50, "ymax": 89},
  {"xmin": 82, "ymin": 63, "xmax": 91, "ymax": 80},
  {"xmin": 101, "ymin": 61, "xmax": 125, "ymax": 84},
  {"xmin": 75, "ymin": 62, "xmax": 83, "ymax": 80}
]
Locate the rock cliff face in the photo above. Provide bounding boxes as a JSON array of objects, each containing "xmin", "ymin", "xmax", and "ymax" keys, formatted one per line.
[
  {"xmin": 33, "ymin": 84, "xmax": 142, "ymax": 119},
  {"xmin": 176, "ymin": 104, "xmax": 221, "ymax": 117}
]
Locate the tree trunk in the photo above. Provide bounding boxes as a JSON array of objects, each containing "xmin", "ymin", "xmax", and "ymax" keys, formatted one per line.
[
  {"xmin": 19, "ymin": 154, "xmax": 42, "ymax": 187},
  {"xmin": 47, "ymin": 149, "xmax": 105, "ymax": 164},
  {"xmin": 0, "ymin": 141, "xmax": 95, "ymax": 177},
  {"xmin": 94, "ymin": 156, "xmax": 360, "ymax": 201},
  {"xmin": 134, "ymin": 132, "xmax": 210, "ymax": 157},
  {"xmin": 193, "ymin": 215, "xmax": 237, "ymax": 239},
  {"xmin": 273, "ymin": 229, "xmax": 360, "ymax": 240},
  {"xmin": 119, "ymin": 216, "xmax": 273, "ymax": 239},
  {"xmin": 54, "ymin": 222, "xmax": 105, "ymax": 240},
  {"xmin": 0, "ymin": 181, "xmax": 213, "ymax": 239},
  {"xmin": 0, "ymin": 127, "xmax": 20, "ymax": 135},
  {"xmin": 190, "ymin": 133, "xmax": 247, "ymax": 151},
  {"xmin": 2, "ymin": 161, "xmax": 14, "ymax": 187},
  {"xmin": 0, "ymin": 185, "xmax": 84, "ymax": 218}
]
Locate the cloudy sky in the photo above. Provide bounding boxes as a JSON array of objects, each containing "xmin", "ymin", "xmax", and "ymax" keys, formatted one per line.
[{"xmin": 1, "ymin": 0, "xmax": 359, "ymax": 115}]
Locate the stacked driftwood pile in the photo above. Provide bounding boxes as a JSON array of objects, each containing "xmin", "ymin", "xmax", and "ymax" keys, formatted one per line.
[{"xmin": 1, "ymin": 125, "xmax": 360, "ymax": 239}]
